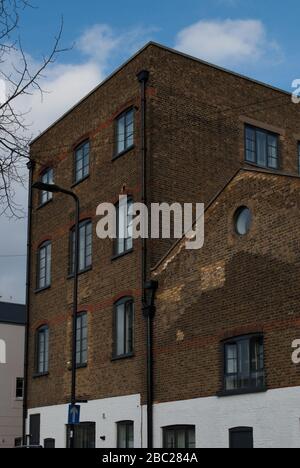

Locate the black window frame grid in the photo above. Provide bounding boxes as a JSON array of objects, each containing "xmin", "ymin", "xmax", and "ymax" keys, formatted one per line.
[
  {"xmin": 35, "ymin": 325, "xmax": 49, "ymax": 376},
  {"xmin": 76, "ymin": 312, "xmax": 88, "ymax": 368},
  {"xmin": 39, "ymin": 168, "xmax": 54, "ymax": 206},
  {"xmin": 245, "ymin": 125, "xmax": 279, "ymax": 170},
  {"xmin": 113, "ymin": 297, "xmax": 134, "ymax": 359},
  {"xmin": 114, "ymin": 197, "xmax": 134, "ymax": 257},
  {"xmin": 36, "ymin": 241, "xmax": 52, "ymax": 291},
  {"xmin": 16, "ymin": 377, "xmax": 24, "ymax": 399},
  {"xmin": 74, "ymin": 140, "xmax": 90, "ymax": 185},
  {"xmin": 69, "ymin": 219, "xmax": 92, "ymax": 276},
  {"xmin": 116, "ymin": 421, "xmax": 134, "ymax": 448},
  {"xmin": 163, "ymin": 425, "xmax": 196, "ymax": 449},
  {"xmin": 114, "ymin": 108, "xmax": 135, "ymax": 158},
  {"xmin": 222, "ymin": 334, "xmax": 265, "ymax": 395}
]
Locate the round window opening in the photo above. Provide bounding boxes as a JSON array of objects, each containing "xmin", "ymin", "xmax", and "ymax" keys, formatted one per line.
[{"xmin": 234, "ymin": 207, "xmax": 252, "ymax": 236}]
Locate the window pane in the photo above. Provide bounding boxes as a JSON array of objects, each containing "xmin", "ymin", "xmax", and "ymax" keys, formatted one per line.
[
  {"xmin": 125, "ymin": 302, "xmax": 133, "ymax": 354},
  {"xmin": 226, "ymin": 344, "xmax": 237, "ymax": 374},
  {"xmin": 118, "ymin": 424, "xmax": 128, "ymax": 448},
  {"xmin": 256, "ymin": 131, "xmax": 267, "ymax": 167},
  {"xmin": 176, "ymin": 429, "xmax": 186, "ymax": 448},
  {"xmin": 116, "ymin": 304, "xmax": 125, "ymax": 356},
  {"xmin": 245, "ymin": 128, "xmax": 255, "ymax": 162},
  {"xmin": 117, "ymin": 116, "xmax": 125, "ymax": 154},
  {"xmin": 75, "ymin": 143, "xmax": 90, "ymax": 182}
]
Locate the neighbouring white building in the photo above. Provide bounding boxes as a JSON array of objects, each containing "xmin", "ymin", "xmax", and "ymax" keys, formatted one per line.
[{"xmin": 0, "ymin": 302, "xmax": 25, "ymax": 448}]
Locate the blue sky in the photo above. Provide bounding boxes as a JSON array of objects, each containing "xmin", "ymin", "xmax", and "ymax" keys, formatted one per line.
[
  {"xmin": 19, "ymin": 0, "xmax": 300, "ymax": 92},
  {"xmin": 1, "ymin": 0, "xmax": 300, "ymax": 303}
]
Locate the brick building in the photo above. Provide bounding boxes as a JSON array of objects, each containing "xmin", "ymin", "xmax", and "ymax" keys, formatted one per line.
[{"xmin": 25, "ymin": 42, "xmax": 300, "ymax": 448}]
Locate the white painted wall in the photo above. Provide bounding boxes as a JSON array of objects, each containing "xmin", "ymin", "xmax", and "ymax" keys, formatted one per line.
[
  {"xmin": 27, "ymin": 394, "xmax": 142, "ymax": 449},
  {"xmin": 28, "ymin": 387, "xmax": 300, "ymax": 448},
  {"xmin": 0, "ymin": 323, "xmax": 25, "ymax": 448}
]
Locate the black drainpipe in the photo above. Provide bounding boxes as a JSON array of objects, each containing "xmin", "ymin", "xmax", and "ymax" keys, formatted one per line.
[
  {"xmin": 22, "ymin": 158, "xmax": 35, "ymax": 445},
  {"xmin": 137, "ymin": 69, "xmax": 153, "ymax": 448}
]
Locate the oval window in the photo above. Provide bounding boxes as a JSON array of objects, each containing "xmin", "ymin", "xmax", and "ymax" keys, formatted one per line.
[{"xmin": 234, "ymin": 207, "xmax": 252, "ymax": 236}]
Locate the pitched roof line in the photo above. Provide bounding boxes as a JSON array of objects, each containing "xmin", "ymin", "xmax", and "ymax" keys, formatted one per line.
[
  {"xmin": 151, "ymin": 165, "xmax": 300, "ymax": 274},
  {"xmin": 30, "ymin": 41, "xmax": 292, "ymax": 147}
]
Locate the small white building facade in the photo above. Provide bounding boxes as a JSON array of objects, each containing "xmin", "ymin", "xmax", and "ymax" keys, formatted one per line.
[{"xmin": 0, "ymin": 302, "xmax": 25, "ymax": 448}]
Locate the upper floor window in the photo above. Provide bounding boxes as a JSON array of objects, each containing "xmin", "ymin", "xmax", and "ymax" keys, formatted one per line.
[
  {"xmin": 37, "ymin": 241, "xmax": 51, "ymax": 290},
  {"xmin": 40, "ymin": 168, "xmax": 54, "ymax": 206},
  {"xmin": 115, "ymin": 108, "xmax": 134, "ymax": 157},
  {"xmin": 163, "ymin": 426, "xmax": 196, "ymax": 449},
  {"xmin": 16, "ymin": 377, "xmax": 24, "ymax": 399},
  {"xmin": 69, "ymin": 220, "xmax": 92, "ymax": 275},
  {"xmin": 223, "ymin": 335, "xmax": 265, "ymax": 393},
  {"xmin": 114, "ymin": 197, "xmax": 133, "ymax": 257},
  {"xmin": 117, "ymin": 421, "xmax": 134, "ymax": 448},
  {"xmin": 36, "ymin": 325, "xmax": 49, "ymax": 375},
  {"xmin": 74, "ymin": 141, "xmax": 90, "ymax": 184},
  {"xmin": 113, "ymin": 297, "xmax": 134, "ymax": 359},
  {"xmin": 76, "ymin": 312, "xmax": 88, "ymax": 367},
  {"xmin": 245, "ymin": 125, "xmax": 279, "ymax": 169}
]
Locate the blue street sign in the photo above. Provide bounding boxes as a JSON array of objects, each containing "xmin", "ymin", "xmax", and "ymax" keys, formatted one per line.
[{"xmin": 68, "ymin": 404, "xmax": 80, "ymax": 425}]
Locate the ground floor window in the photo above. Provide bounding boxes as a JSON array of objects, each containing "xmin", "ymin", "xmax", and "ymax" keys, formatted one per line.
[
  {"xmin": 117, "ymin": 421, "xmax": 134, "ymax": 448},
  {"xmin": 163, "ymin": 425, "xmax": 196, "ymax": 449},
  {"xmin": 66, "ymin": 422, "xmax": 96, "ymax": 449},
  {"xmin": 229, "ymin": 427, "xmax": 254, "ymax": 449}
]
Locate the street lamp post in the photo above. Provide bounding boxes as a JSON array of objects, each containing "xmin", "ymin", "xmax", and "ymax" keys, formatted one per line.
[{"xmin": 32, "ymin": 182, "xmax": 80, "ymax": 449}]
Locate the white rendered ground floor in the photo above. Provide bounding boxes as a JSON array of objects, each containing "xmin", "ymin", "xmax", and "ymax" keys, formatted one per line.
[{"xmin": 26, "ymin": 386, "xmax": 300, "ymax": 448}]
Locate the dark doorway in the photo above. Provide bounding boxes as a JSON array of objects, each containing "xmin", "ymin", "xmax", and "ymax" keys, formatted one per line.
[
  {"xmin": 229, "ymin": 427, "xmax": 254, "ymax": 449},
  {"xmin": 29, "ymin": 414, "xmax": 41, "ymax": 446},
  {"xmin": 44, "ymin": 438, "xmax": 55, "ymax": 449},
  {"xmin": 66, "ymin": 422, "xmax": 96, "ymax": 448}
]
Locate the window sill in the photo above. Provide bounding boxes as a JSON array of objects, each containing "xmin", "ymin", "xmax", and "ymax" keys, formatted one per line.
[
  {"xmin": 112, "ymin": 249, "xmax": 134, "ymax": 262},
  {"xmin": 36, "ymin": 199, "xmax": 53, "ymax": 211},
  {"xmin": 34, "ymin": 286, "xmax": 51, "ymax": 295},
  {"xmin": 111, "ymin": 353, "xmax": 135, "ymax": 362},
  {"xmin": 67, "ymin": 266, "xmax": 92, "ymax": 280},
  {"xmin": 217, "ymin": 386, "xmax": 267, "ymax": 398},
  {"xmin": 244, "ymin": 161, "xmax": 279, "ymax": 172},
  {"xmin": 71, "ymin": 174, "xmax": 90, "ymax": 189},
  {"xmin": 112, "ymin": 145, "xmax": 135, "ymax": 162},
  {"xmin": 33, "ymin": 372, "xmax": 49, "ymax": 379}
]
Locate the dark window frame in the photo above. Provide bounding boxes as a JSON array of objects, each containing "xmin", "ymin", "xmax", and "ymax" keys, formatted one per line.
[
  {"xmin": 16, "ymin": 377, "xmax": 24, "ymax": 399},
  {"xmin": 113, "ymin": 197, "xmax": 134, "ymax": 258},
  {"xmin": 298, "ymin": 142, "xmax": 300, "ymax": 175},
  {"xmin": 66, "ymin": 422, "xmax": 96, "ymax": 449},
  {"xmin": 117, "ymin": 421, "xmax": 134, "ymax": 448},
  {"xmin": 76, "ymin": 312, "xmax": 88, "ymax": 368},
  {"xmin": 36, "ymin": 241, "xmax": 52, "ymax": 291},
  {"xmin": 69, "ymin": 219, "xmax": 93, "ymax": 276},
  {"xmin": 114, "ymin": 108, "xmax": 135, "ymax": 159},
  {"xmin": 35, "ymin": 325, "xmax": 49, "ymax": 376},
  {"xmin": 74, "ymin": 140, "xmax": 90, "ymax": 185},
  {"xmin": 39, "ymin": 168, "xmax": 54, "ymax": 207},
  {"xmin": 234, "ymin": 206, "xmax": 252, "ymax": 236},
  {"xmin": 229, "ymin": 427, "xmax": 254, "ymax": 449},
  {"xmin": 113, "ymin": 297, "xmax": 134, "ymax": 360},
  {"xmin": 221, "ymin": 334, "xmax": 266, "ymax": 396},
  {"xmin": 245, "ymin": 125, "xmax": 279, "ymax": 170},
  {"xmin": 163, "ymin": 425, "xmax": 196, "ymax": 449}
]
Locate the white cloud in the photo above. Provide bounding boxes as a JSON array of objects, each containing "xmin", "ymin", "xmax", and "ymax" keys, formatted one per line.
[{"xmin": 175, "ymin": 19, "xmax": 282, "ymax": 67}]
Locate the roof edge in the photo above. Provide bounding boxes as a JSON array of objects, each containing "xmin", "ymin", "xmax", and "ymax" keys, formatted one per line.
[
  {"xmin": 30, "ymin": 41, "xmax": 292, "ymax": 146},
  {"xmin": 152, "ymin": 166, "xmax": 300, "ymax": 274}
]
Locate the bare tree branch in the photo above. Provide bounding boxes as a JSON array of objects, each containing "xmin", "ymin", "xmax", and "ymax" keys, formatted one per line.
[{"xmin": 0, "ymin": 0, "xmax": 65, "ymax": 217}]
